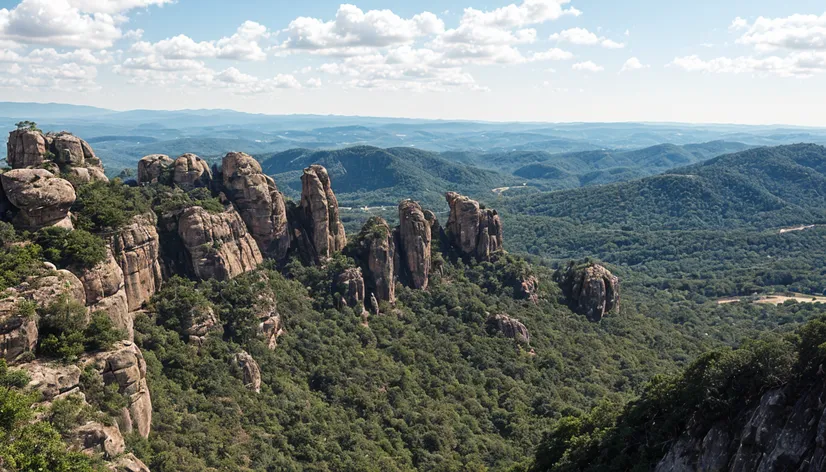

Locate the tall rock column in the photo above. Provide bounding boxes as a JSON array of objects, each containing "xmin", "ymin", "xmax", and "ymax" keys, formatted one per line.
[
  {"xmin": 112, "ymin": 214, "xmax": 163, "ymax": 312},
  {"xmin": 555, "ymin": 262, "xmax": 620, "ymax": 322},
  {"xmin": 7, "ymin": 129, "xmax": 47, "ymax": 168},
  {"xmin": 222, "ymin": 152, "xmax": 290, "ymax": 261},
  {"xmin": 297, "ymin": 165, "xmax": 346, "ymax": 263},
  {"xmin": 397, "ymin": 200, "xmax": 431, "ymax": 290},
  {"xmin": 445, "ymin": 192, "xmax": 504, "ymax": 261},
  {"xmin": 351, "ymin": 217, "xmax": 395, "ymax": 304}
]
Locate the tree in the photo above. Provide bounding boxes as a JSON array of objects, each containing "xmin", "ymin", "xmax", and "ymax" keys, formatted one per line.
[{"xmin": 15, "ymin": 121, "xmax": 40, "ymax": 132}]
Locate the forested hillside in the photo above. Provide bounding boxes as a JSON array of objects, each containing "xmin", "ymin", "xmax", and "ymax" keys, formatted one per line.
[{"xmin": 3, "ymin": 124, "xmax": 826, "ymax": 472}]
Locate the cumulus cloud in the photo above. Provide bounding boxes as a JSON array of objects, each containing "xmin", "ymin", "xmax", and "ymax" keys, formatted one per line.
[
  {"xmin": 0, "ymin": 0, "xmax": 168, "ymax": 49},
  {"xmin": 668, "ymin": 52, "xmax": 826, "ymax": 78},
  {"xmin": 279, "ymin": 4, "xmax": 444, "ymax": 54},
  {"xmin": 530, "ymin": 47, "xmax": 574, "ymax": 61},
  {"xmin": 672, "ymin": 12, "xmax": 826, "ymax": 79},
  {"xmin": 549, "ymin": 27, "xmax": 625, "ymax": 48},
  {"xmin": 130, "ymin": 21, "xmax": 270, "ymax": 63},
  {"xmin": 620, "ymin": 57, "xmax": 648, "ymax": 72},
  {"xmin": 735, "ymin": 13, "xmax": 826, "ymax": 51},
  {"xmin": 572, "ymin": 60, "xmax": 603, "ymax": 72}
]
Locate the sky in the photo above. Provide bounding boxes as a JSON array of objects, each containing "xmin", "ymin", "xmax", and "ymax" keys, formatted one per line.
[{"xmin": 0, "ymin": 0, "xmax": 824, "ymax": 125}]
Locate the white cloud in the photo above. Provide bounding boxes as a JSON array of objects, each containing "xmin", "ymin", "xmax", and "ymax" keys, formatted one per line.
[
  {"xmin": 668, "ymin": 52, "xmax": 826, "ymax": 78},
  {"xmin": 620, "ymin": 57, "xmax": 648, "ymax": 72},
  {"xmin": 4, "ymin": 63, "xmax": 21, "ymax": 74},
  {"xmin": 729, "ymin": 16, "xmax": 748, "ymax": 31},
  {"xmin": 550, "ymin": 27, "xmax": 625, "ymax": 48},
  {"xmin": 0, "ymin": 0, "xmax": 167, "ymax": 49},
  {"xmin": 530, "ymin": 47, "xmax": 573, "ymax": 61},
  {"xmin": 735, "ymin": 13, "xmax": 826, "ymax": 51},
  {"xmin": 123, "ymin": 29, "xmax": 144, "ymax": 41},
  {"xmin": 572, "ymin": 60, "xmax": 603, "ymax": 72},
  {"xmin": 306, "ymin": 77, "xmax": 322, "ymax": 88},
  {"xmin": 66, "ymin": 0, "xmax": 173, "ymax": 14},
  {"xmin": 130, "ymin": 21, "xmax": 270, "ymax": 63},
  {"xmin": 280, "ymin": 4, "xmax": 444, "ymax": 54},
  {"xmin": 456, "ymin": 0, "xmax": 580, "ymax": 30}
]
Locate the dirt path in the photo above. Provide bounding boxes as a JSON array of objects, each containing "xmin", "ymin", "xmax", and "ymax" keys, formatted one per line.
[{"xmin": 717, "ymin": 293, "xmax": 826, "ymax": 305}]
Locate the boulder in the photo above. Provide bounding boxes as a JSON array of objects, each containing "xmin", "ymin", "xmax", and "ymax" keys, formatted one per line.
[
  {"xmin": 7, "ymin": 128, "xmax": 47, "ymax": 168},
  {"xmin": 486, "ymin": 314, "xmax": 530, "ymax": 344},
  {"xmin": 137, "ymin": 154, "xmax": 173, "ymax": 185},
  {"xmin": 222, "ymin": 152, "xmax": 290, "ymax": 261},
  {"xmin": 177, "ymin": 206, "xmax": 263, "ymax": 280},
  {"xmin": 112, "ymin": 214, "xmax": 163, "ymax": 311},
  {"xmin": 26, "ymin": 269, "xmax": 87, "ymax": 307},
  {"xmin": 0, "ymin": 294, "xmax": 39, "ymax": 362},
  {"xmin": 0, "ymin": 168, "xmax": 76, "ymax": 231},
  {"xmin": 297, "ymin": 165, "xmax": 346, "ymax": 263},
  {"xmin": 79, "ymin": 249, "xmax": 132, "ymax": 340},
  {"xmin": 556, "ymin": 262, "xmax": 620, "ymax": 322},
  {"xmin": 83, "ymin": 341, "xmax": 152, "ymax": 438},
  {"xmin": 445, "ymin": 192, "xmax": 504, "ymax": 261},
  {"xmin": 351, "ymin": 217, "xmax": 396, "ymax": 304},
  {"xmin": 173, "ymin": 153, "xmax": 212, "ymax": 189},
  {"xmin": 232, "ymin": 351, "xmax": 261, "ymax": 393},
  {"xmin": 518, "ymin": 275, "xmax": 539, "ymax": 304},
  {"xmin": 337, "ymin": 267, "xmax": 367, "ymax": 314},
  {"xmin": 19, "ymin": 360, "xmax": 82, "ymax": 400},
  {"xmin": 185, "ymin": 305, "xmax": 221, "ymax": 346},
  {"xmin": 71, "ymin": 421, "xmax": 125, "ymax": 459},
  {"xmin": 66, "ymin": 166, "xmax": 108, "ymax": 185},
  {"xmin": 397, "ymin": 200, "xmax": 431, "ymax": 290},
  {"xmin": 258, "ymin": 313, "xmax": 283, "ymax": 350},
  {"xmin": 49, "ymin": 133, "xmax": 95, "ymax": 168},
  {"xmin": 109, "ymin": 453, "xmax": 151, "ymax": 472}
]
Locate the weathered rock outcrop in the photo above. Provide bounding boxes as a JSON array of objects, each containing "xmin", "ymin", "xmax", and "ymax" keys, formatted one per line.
[
  {"xmin": 111, "ymin": 453, "xmax": 151, "ymax": 472},
  {"xmin": 445, "ymin": 192, "xmax": 503, "ymax": 261},
  {"xmin": 1, "ymin": 268, "xmax": 86, "ymax": 362},
  {"xmin": 83, "ymin": 341, "xmax": 152, "ymax": 438},
  {"xmin": 397, "ymin": 200, "xmax": 431, "ymax": 290},
  {"xmin": 232, "ymin": 351, "xmax": 261, "ymax": 393},
  {"xmin": 1, "ymin": 168, "xmax": 76, "ymax": 230},
  {"xmin": 297, "ymin": 165, "xmax": 346, "ymax": 263},
  {"xmin": 137, "ymin": 154, "xmax": 173, "ymax": 184},
  {"xmin": 486, "ymin": 314, "xmax": 530, "ymax": 344},
  {"xmin": 518, "ymin": 275, "xmax": 539, "ymax": 304},
  {"xmin": 185, "ymin": 305, "xmax": 221, "ymax": 346},
  {"xmin": 112, "ymin": 214, "xmax": 163, "ymax": 311},
  {"xmin": 337, "ymin": 267, "xmax": 367, "ymax": 315},
  {"xmin": 555, "ymin": 262, "xmax": 620, "ymax": 322},
  {"xmin": 222, "ymin": 152, "xmax": 290, "ymax": 261},
  {"xmin": 177, "ymin": 206, "xmax": 263, "ymax": 280},
  {"xmin": 351, "ymin": 217, "xmax": 396, "ymax": 304},
  {"xmin": 72, "ymin": 421, "xmax": 126, "ymax": 459},
  {"xmin": 20, "ymin": 360, "xmax": 82, "ymax": 400},
  {"xmin": 173, "ymin": 153, "xmax": 212, "ymax": 189},
  {"xmin": 79, "ymin": 250, "xmax": 132, "ymax": 340},
  {"xmin": 7, "ymin": 128, "xmax": 48, "ymax": 168},
  {"xmin": 49, "ymin": 132, "xmax": 98, "ymax": 168},
  {"xmin": 654, "ymin": 381, "xmax": 826, "ymax": 472}
]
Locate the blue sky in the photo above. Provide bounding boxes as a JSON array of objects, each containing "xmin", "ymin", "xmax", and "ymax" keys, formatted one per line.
[{"xmin": 0, "ymin": 0, "xmax": 824, "ymax": 125}]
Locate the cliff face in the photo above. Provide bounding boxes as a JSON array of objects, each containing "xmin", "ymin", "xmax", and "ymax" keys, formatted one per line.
[
  {"xmin": 137, "ymin": 154, "xmax": 173, "ymax": 185},
  {"xmin": 297, "ymin": 165, "xmax": 346, "ymax": 263},
  {"xmin": 655, "ymin": 380, "xmax": 826, "ymax": 472},
  {"xmin": 445, "ymin": 192, "xmax": 503, "ymax": 261},
  {"xmin": 78, "ymin": 249, "xmax": 132, "ymax": 340},
  {"xmin": 112, "ymin": 214, "xmax": 164, "ymax": 312},
  {"xmin": 350, "ymin": 217, "xmax": 396, "ymax": 305},
  {"xmin": 176, "ymin": 206, "xmax": 263, "ymax": 281},
  {"xmin": 222, "ymin": 152, "xmax": 290, "ymax": 262}
]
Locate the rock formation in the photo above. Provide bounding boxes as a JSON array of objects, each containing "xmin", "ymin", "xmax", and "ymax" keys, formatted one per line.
[
  {"xmin": 486, "ymin": 314, "xmax": 530, "ymax": 344},
  {"xmin": 351, "ymin": 217, "xmax": 396, "ymax": 304},
  {"xmin": 259, "ymin": 312, "xmax": 283, "ymax": 350},
  {"xmin": 445, "ymin": 192, "xmax": 504, "ymax": 261},
  {"xmin": 556, "ymin": 262, "xmax": 620, "ymax": 322},
  {"xmin": 112, "ymin": 214, "xmax": 163, "ymax": 311},
  {"xmin": 173, "ymin": 153, "xmax": 212, "ymax": 189},
  {"xmin": 297, "ymin": 165, "xmax": 346, "ymax": 263},
  {"xmin": 1, "ymin": 168, "xmax": 76, "ymax": 230},
  {"xmin": 232, "ymin": 351, "xmax": 261, "ymax": 393},
  {"xmin": 72, "ymin": 421, "xmax": 125, "ymax": 459},
  {"xmin": 654, "ymin": 380, "xmax": 826, "ymax": 472},
  {"xmin": 337, "ymin": 267, "xmax": 367, "ymax": 314},
  {"xmin": 1, "ymin": 268, "xmax": 86, "ymax": 362},
  {"xmin": 518, "ymin": 275, "xmax": 539, "ymax": 304},
  {"xmin": 185, "ymin": 305, "xmax": 221, "ymax": 346},
  {"xmin": 7, "ymin": 128, "xmax": 48, "ymax": 168},
  {"xmin": 83, "ymin": 340, "xmax": 152, "ymax": 438},
  {"xmin": 222, "ymin": 152, "xmax": 290, "ymax": 261},
  {"xmin": 397, "ymin": 200, "xmax": 431, "ymax": 290},
  {"xmin": 176, "ymin": 206, "xmax": 263, "ymax": 280},
  {"xmin": 137, "ymin": 154, "xmax": 173, "ymax": 184},
  {"xmin": 78, "ymin": 249, "xmax": 132, "ymax": 340},
  {"xmin": 49, "ymin": 132, "xmax": 99, "ymax": 168}
]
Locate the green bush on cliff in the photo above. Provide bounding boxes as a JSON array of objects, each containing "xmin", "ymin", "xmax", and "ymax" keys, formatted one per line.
[
  {"xmin": 34, "ymin": 226, "xmax": 107, "ymax": 270},
  {"xmin": 73, "ymin": 180, "xmax": 152, "ymax": 232}
]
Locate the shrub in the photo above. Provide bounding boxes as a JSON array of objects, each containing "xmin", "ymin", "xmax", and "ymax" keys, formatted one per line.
[
  {"xmin": 34, "ymin": 227, "xmax": 107, "ymax": 270},
  {"xmin": 73, "ymin": 180, "xmax": 152, "ymax": 232}
]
